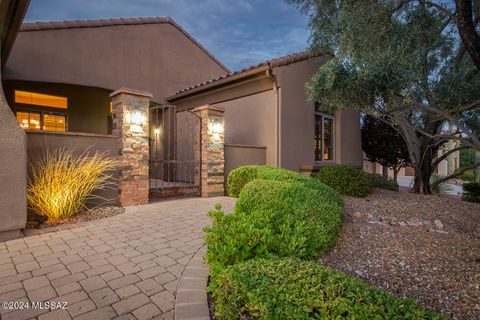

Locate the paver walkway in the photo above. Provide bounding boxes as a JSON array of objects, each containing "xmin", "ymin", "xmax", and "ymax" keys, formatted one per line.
[{"xmin": 0, "ymin": 197, "xmax": 236, "ymax": 320}]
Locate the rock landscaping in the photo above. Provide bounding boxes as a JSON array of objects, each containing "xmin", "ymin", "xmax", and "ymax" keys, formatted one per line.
[{"xmin": 321, "ymin": 188, "xmax": 480, "ymax": 320}]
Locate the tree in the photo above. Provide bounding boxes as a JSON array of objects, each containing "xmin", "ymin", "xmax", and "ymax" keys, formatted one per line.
[
  {"xmin": 288, "ymin": 0, "xmax": 480, "ymax": 194},
  {"xmin": 361, "ymin": 115, "xmax": 411, "ymax": 182}
]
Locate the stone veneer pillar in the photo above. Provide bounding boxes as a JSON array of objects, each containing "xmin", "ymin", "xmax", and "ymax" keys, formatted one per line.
[
  {"xmin": 110, "ymin": 87, "xmax": 152, "ymax": 206},
  {"xmin": 193, "ymin": 105, "xmax": 225, "ymax": 197}
]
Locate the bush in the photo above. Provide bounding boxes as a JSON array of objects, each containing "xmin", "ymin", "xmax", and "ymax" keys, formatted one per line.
[
  {"xmin": 458, "ymin": 169, "xmax": 475, "ymax": 182},
  {"xmin": 227, "ymin": 165, "xmax": 343, "ymax": 207},
  {"xmin": 430, "ymin": 174, "xmax": 452, "ymax": 194},
  {"xmin": 367, "ymin": 173, "xmax": 400, "ymax": 191},
  {"xmin": 314, "ymin": 164, "xmax": 372, "ymax": 197},
  {"xmin": 28, "ymin": 148, "xmax": 116, "ymax": 220},
  {"xmin": 210, "ymin": 257, "xmax": 444, "ymax": 320},
  {"xmin": 462, "ymin": 182, "xmax": 480, "ymax": 203},
  {"xmin": 204, "ymin": 179, "xmax": 343, "ymax": 272}
]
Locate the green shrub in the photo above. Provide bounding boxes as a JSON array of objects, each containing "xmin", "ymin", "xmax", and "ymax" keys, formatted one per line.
[
  {"xmin": 227, "ymin": 165, "xmax": 343, "ymax": 206},
  {"xmin": 462, "ymin": 182, "xmax": 480, "ymax": 203},
  {"xmin": 458, "ymin": 169, "xmax": 475, "ymax": 182},
  {"xmin": 210, "ymin": 257, "xmax": 444, "ymax": 320},
  {"xmin": 367, "ymin": 173, "xmax": 400, "ymax": 191},
  {"xmin": 204, "ymin": 179, "xmax": 343, "ymax": 272},
  {"xmin": 314, "ymin": 164, "xmax": 372, "ymax": 197}
]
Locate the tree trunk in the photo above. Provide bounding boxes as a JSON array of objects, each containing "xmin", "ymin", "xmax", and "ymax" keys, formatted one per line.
[
  {"xmin": 393, "ymin": 168, "xmax": 399, "ymax": 183},
  {"xmin": 455, "ymin": 0, "xmax": 480, "ymax": 71},
  {"xmin": 475, "ymin": 151, "xmax": 480, "ymax": 182},
  {"xmin": 382, "ymin": 165, "xmax": 388, "ymax": 179}
]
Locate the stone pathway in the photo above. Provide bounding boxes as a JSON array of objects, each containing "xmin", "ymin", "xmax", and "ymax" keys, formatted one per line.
[{"xmin": 0, "ymin": 197, "xmax": 236, "ymax": 320}]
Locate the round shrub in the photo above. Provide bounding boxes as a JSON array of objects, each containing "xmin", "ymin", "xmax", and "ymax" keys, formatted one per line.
[
  {"xmin": 314, "ymin": 164, "xmax": 372, "ymax": 197},
  {"xmin": 227, "ymin": 165, "xmax": 343, "ymax": 207},
  {"xmin": 204, "ymin": 179, "xmax": 343, "ymax": 271},
  {"xmin": 462, "ymin": 182, "xmax": 480, "ymax": 203},
  {"xmin": 210, "ymin": 258, "xmax": 443, "ymax": 320},
  {"xmin": 367, "ymin": 173, "xmax": 400, "ymax": 191}
]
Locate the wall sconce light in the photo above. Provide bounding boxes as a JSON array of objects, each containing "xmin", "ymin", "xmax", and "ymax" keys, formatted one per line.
[
  {"xmin": 210, "ymin": 120, "xmax": 223, "ymax": 141},
  {"xmin": 154, "ymin": 128, "xmax": 161, "ymax": 135},
  {"xmin": 130, "ymin": 111, "xmax": 146, "ymax": 125}
]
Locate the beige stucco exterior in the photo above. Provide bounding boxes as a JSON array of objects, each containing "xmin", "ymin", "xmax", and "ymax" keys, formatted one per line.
[
  {"xmin": 168, "ymin": 56, "xmax": 363, "ymax": 172},
  {"xmin": 4, "ymin": 19, "xmax": 228, "ymax": 104},
  {"xmin": 0, "ymin": 0, "xmax": 29, "ymax": 241}
]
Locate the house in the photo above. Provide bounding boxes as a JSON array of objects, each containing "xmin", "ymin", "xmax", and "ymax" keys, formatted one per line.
[
  {"xmin": 167, "ymin": 52, "xmax": 363, "ymax": 177},
  {"xmin": 0, "ymin": 3, "xmax": 362, "ymax": 240}
]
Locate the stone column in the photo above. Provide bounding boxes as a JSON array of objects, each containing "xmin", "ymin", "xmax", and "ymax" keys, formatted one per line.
[
  {"xmin": 110, "ymin": 88, "xmax": 152, "ymax": 206},
  {"xmin": 193, "ymin": 105, "xmax": 225, "ymax": 197}
]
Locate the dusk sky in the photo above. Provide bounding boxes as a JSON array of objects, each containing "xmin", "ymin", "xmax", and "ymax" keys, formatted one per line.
[{"xmin": 24, "ymin": 0, "xmax": 311, "ymax": 71}]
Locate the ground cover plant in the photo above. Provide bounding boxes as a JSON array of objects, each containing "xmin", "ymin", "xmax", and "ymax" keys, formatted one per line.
[
  {"xmin": 462, "ymin": 182, "xmax": 480, "ymax": 203},
  {"xmin": 210, "ymin": 258, "xmax": 444, "ymax": 320},
  {"xmin": 28, "ymin": 148, "xmax": 116, "ymax": 220},
  {"xmin": 367, "ymin": 173, "xmax": 400, "ymax": 191}
]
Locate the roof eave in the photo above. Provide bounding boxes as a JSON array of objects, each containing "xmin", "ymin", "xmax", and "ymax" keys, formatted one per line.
[{"xmin": 167, "ymin": 65, "xmax": 269, "ymax": 102}]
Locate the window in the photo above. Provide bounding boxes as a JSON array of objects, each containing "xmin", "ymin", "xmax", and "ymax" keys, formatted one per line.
[
  {"xmin": 15, "ymin": 90, "xmax": 67, "ymax": 109},
  {"xmin": 16, "ymin": 111, "xmax": 41, "ymax": 130},
  {"xmin": 16, "ymin": 111, "xmax": 67, "ymax": 132},
  {"xmin": 315, "ymin": 103, "xmax": 334, "ymax": 161}
]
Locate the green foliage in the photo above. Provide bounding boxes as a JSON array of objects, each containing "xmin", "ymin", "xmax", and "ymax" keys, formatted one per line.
[
  {"xmin": 210, "ymin": 257, "xmax": 444, "ymax": 320},
  {"xmin": 462, "ymin": 182, "xmax": 480, "ymax": 203},
  {"xmin": 314, "ymin": 165, "xmax": 372, "ymax": 197},
  {"xmin": 204, "ymin": 179, "xmax": 343, "ymax": 272},
  {"xmin": 460, "ymin": 148, "xmax": 476, "ymax": 167},
  {"xmin": 430, "ymin": 175, "xmax": 452, "ymax": 194},
  {"xmin": 458, "ymin": 169, "xmax": 475, "ymax": 182},
  {"xmin": 226, "ymin": 165, "xmax": 262, "ymax": 197},
  {"xmin": 227, "ymin": 165, "xmax": 343, "ymax": 206},
  {"xmin": 367, "ymin": 173, "xmax": 400, "ymax": 191}
]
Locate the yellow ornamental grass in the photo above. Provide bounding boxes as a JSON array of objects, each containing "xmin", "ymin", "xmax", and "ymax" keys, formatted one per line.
[{"xmin": 28, "ymin": 148, "xmax": 116, "ymax": 220}]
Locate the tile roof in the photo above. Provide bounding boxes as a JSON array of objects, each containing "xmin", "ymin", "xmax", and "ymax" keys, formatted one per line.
[
  {"xmin": 20, "ymin": 17, "xmax": 229, "ymax": 72},
  {"xmin": 173, "ymin": 51, "xmax": 311, "ymax": 95}
]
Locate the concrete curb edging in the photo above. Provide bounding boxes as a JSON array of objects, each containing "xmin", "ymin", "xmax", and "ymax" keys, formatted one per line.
[{"xmin": 174, "ymin": 245, "xmax": 210, "ymax": 320}]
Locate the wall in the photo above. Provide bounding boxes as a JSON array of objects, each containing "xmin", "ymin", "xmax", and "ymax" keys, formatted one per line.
[
  {"xmin": 4, "ymin": 22, "xmax": 227, "ymax": 103},
  {"xmin": 274, "ymin": 57, "xmax": 363, "ymax": 170},
  {"xmin": 0, "ymin": 42, "xmax": 27, "ymax": 241},
  {"xmin": 212, "ymin": 90, "xmax": 277, "ymax": 165},
  {"xmin": 3, "ymin": 80, "xmax": 111, "ymax": 134},
  {"xmin": 224, "ymin": 144, "xmax": 266, "ymax": 190},
  {"xmin": 26, "ymin": 130, "xmax": 119, "ymax": 207}
]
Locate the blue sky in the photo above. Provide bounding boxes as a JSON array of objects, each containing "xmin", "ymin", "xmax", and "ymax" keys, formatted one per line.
[{"xmin": 24, "ymin": 0, "xmax": 310, "ymax": 71}]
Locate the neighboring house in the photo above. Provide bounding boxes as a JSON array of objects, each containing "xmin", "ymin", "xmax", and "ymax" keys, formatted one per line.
[{"xmin": 167, "ymin": 52, "xmax": 363, "ymax": 175}]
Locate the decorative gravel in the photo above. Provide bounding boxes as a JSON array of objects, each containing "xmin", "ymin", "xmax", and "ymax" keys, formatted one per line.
[
  {"xmin": 27, "ymin": 206, "xmax": 125, "ymax": 229},
  {"xmin": 320, "ymin": 189, "xmax": 480, "ymax": 320}
]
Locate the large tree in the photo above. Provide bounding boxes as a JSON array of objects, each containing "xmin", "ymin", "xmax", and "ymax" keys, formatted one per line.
[
  {"xmin": 361, "ymin": 115, "xmax": 411, "ymax": 182},
  {"xmin": 289, "ymin": 0, "xmax": 480, "ymax": 194}
]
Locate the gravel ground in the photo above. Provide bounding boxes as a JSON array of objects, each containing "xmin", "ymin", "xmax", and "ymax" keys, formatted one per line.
[
  {"xmin": 26, "ymin": 206, "xmax": 125, "ymax": 229},
  {"xmin": 320, "ymin": 189, "xmax": 480, "ymax": 320}
]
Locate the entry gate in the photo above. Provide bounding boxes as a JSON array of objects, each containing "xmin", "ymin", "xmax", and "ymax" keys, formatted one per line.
[{"xmin": 149, "ymin": 104, "xmax": 201, "ymax": 198}]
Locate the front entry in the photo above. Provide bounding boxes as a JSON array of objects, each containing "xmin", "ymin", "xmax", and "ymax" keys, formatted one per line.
[{"xmin": 149, "ymin": 104, "xmax": 201, "ymax": 199}]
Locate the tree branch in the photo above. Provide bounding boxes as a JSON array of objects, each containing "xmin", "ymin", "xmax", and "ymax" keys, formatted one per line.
[
  {"xmin": 431, "ymin": 145, "xmax": 470, "ymax": 171},
  {"xmin": 431, "ymin": 161, "xmax": 480, "ymax": 188},
  {"xmin": 418, "ymin": 0, "xmax": 457, "ymax": 20}
]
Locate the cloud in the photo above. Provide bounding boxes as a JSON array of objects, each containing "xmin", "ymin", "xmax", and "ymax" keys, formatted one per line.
[{"xmin": 24, "ymin": 0, "xmax": 310, "ymax": 70}]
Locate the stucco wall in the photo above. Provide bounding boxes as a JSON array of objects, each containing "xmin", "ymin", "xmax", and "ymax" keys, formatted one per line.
[
  {"xmin": 3, "ymin": 81, "xmax": 111, "ymax": 134},
  {"xmin": 225, "ymin": 144, "xmax": 266, "ymax": 190},
  {"xmin": 274, "ymin": 57, "xmax": 363, "ymax": 170},
  {"xmin": 4, "ymin": 23, "xmax": 227, "ymax": 103},
  {"xmin": 26, "ymin": 131, "xmax": 119, "ymax": 207},
  {"xmin": 212, "ymin": 89, "xmax": 277, "ymax": 165}
]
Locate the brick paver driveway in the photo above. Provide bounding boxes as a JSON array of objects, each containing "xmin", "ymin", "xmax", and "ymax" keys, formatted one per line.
[{"xmin": 0, "ymin": 197, "xmax": 236, "ymax": 320}]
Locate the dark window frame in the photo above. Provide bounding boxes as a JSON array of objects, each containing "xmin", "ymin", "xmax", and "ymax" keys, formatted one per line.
[{"xmin": 314, "ymin": 103, "xmax": 335, "ymax": 162}]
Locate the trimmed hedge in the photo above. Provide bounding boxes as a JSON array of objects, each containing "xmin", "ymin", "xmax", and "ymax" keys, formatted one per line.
[
  {"xmin": 210, "ymin": 257, "xmax": 444, "ymax": 320},
  {"xmin": 367, "ymin": 173, "xmax": 400, "ymax": 191},
  {"xmin": 314, "ymin": 164, "xmax": 372, "ymax": 197},
  {"xmin": 204, "ymin": 179, "xmax": 343, "ymax": 272},
  {"xmin": 462, "ymin": 182, "xmax": 480, "ymax": 203},
  {"xmin": 227, "ymin": 165, "xmax": 343, "ymax": 207}
]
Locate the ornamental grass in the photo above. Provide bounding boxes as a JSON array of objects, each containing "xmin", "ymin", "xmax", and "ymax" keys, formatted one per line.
[{"xmin": 27, "ymin": 148, "xmax": 116, "ymax": 221}]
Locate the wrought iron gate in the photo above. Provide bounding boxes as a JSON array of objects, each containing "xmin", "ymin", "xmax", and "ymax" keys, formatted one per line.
[{"xmin": 149, "ymin": 104, "xmax": 201, "ymax": 198}]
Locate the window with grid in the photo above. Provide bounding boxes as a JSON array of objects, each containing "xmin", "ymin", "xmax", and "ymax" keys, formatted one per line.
[{"xmin": 15, "ymin": 111, "xmax": 67, "ymax": 132}]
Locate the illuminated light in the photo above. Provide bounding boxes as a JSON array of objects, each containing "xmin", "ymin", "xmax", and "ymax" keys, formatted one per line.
[
  {"xmin": 130, "ymin": 111, "xmax": 146, "ymax": 125},
  {"xmin": 154, "ymin": 128, "xmax": 161, "ymax": 135},
  {"xmin": 15, "ymin": 90, "xmax": 67, "ymax": 109}
]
